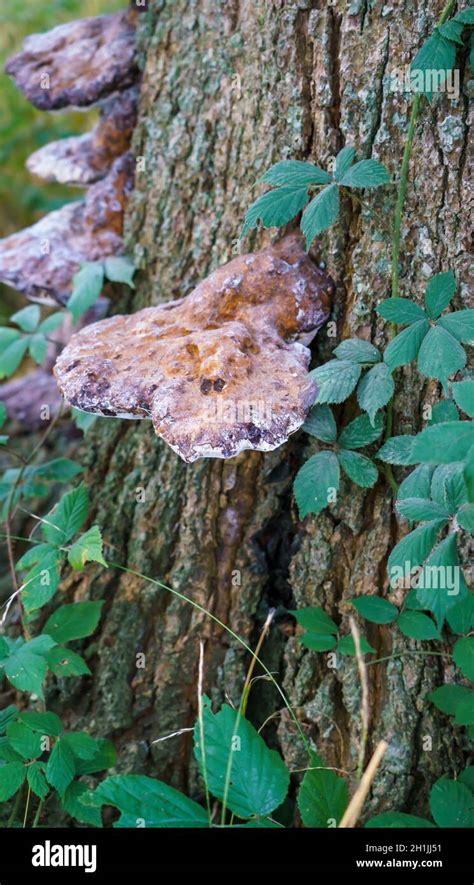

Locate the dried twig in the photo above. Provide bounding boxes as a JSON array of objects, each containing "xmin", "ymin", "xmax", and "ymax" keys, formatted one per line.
[{"xmin": 339, "ymin": 740, "xmax": 389, "ymax": 828}]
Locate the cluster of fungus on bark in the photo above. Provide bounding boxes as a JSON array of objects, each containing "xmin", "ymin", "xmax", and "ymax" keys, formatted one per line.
[
  {"xmin": 0, "ymin": 8, "xmax": 139, "ymax": 306},
  {"xmin": 54, "ymin": 235, "xmax": 334, "ymax": 462}
]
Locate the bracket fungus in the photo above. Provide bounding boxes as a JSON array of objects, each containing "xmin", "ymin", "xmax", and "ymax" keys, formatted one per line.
[
  {"xmin": 5, "ymin": 9, "xmax": 138, "ymax": 111},
  {"xmin": 54, "ymin": 236, "xmax": 334, "ymax": 462},
  {"xmin": 0, "ymin": 153, "xmax": 134, "ymax": 305}
]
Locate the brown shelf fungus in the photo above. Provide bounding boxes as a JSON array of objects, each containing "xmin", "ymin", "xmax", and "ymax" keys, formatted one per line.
[
  {"xmin": 5, "ymin": 9, "xmax": 138, "ymax": 111},
  {"xmin": 0, "ymin": 153, "xmax": 134, "ymax": 305},
  {"xmin": 26, "ymin": 87, "xmax": 139, "ymax": 186},
  {"xmin": 54, "ymin": 235, "xmax": 334, "ymax": 462}
]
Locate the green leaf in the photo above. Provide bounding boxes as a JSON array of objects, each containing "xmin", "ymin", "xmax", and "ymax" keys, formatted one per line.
[
  {"xmin": 290, "ymin": 606, "xmax": 338, "ymax": 634},
  {"xmin": 0, "ymin": 706, "xmax": 18, "ymax": 734},
  {"xmin": 293, "ymin": 451, "xmax": 340, "ymax": 517},
  {"xmin": 351, "ymin": 596, "xmax": 398, "ymax": 624},
  {"xmin": 241, "ymin": 187, "xmax": 310, "ymax": 237},
  {"xmin": 33, "ymin": 458, "xmax": 83, "ymax": 483},
  {"xmin": 89, "ymin": 775, "xmax": 208, "ymax": 828},
  {"xmin": 383, "ymin": 320, "xmax": 429, "ymax": 370},
  {"xmin": 0, "ymin": 761, "xmax": 26, "ymax": 801},
  {"xmin": 459, "ymin": 766, "xmax": 474, "ymax": 790},
  {"xmin": 71, "ymin": 408, "xmax": 97, "ymax": 433},
  {"xmin": 104, "ymin": 256, "xmax": 136, "ymax": 288},
  {"xmin": 429, "ymin": 400, "xmax": 460, "ymax": 424},
  {"xmin": 424, "ymin": 271, "xmax": 457, "ymax": 319},
  {"xmin": 0, "ymin": 402, "xmax": 7, "ymax": 429},
  {"xmin": 46, "ymin": 739, "xmax": 75, "ymax": 794},
  {"xmin": 387, "ymin": 520, "xmax": 447, "ymax": 588},
  {"xmin": 357, "ymin": 363, "xmax": 394, "ymax": 424},
  {"xmin": 310, "ymin": 359, "xmax": 361, "ymax": 404},
  {"xmin": 45, "ymin": 646, "xmax": 91, "ymax": 678},
  {"xmin": 428, "ymin": 684, "xmax": 473, "ymax": 716},
  {"xmin": 0, "ymin": 337, "xmax": 30, "ymax": 378},
  {"xmin": 411, "ymin": 32, "xmax": 457, "ymax": 100},
  {"xmin": 297, "ymin": 755, "xmax": 348, "ymax": 827},
  {"xmin": 3, "ymin": 637, "xmax": 56, "ymax": 699},
  {"xmin": 300, "ymin": 632, "xmax": 337, "ymax": 652},
  {"xmin": 457, "ymin": 504, "xmax": 474, "ymax": 532},
  {"xmin": 396, "ymin": 497, "xmax": 449, "ymax": 522},
  {"xmin": 29, "ymin": 334, "xmax": 48, "ymax": 365},
  {"xmin": 67, "ymin": 262, "xmax": 104, "ymax": 323},
  {"xmin": 333, "ymin": 338, "xmax": 381, "ymax": 365},
  {"xmin": 338, "ymin": 159, "xmax": 390, "ymax": 189},
  {"xmin": 366, "ymin": 812, "xmax": 436, "ymax": 828},
  {"xmin": 397, "ymin": 611, "xmax": 440, "ymax": 640},
  {"xmin": 464, "ymin": 444, "xmax": 474, "ymax": 503},
  {"xmin": 453, "ymin": 637, "xmax": 474, "ymax": 680},
  {"xmin": 194, "ymin": 701, "xmax": 289, "ymax": 819},
  {"xmin": 437, "ymin": 20, "xmax": 465, "ymax": 44},
  {"xmin": 377, "ymin": 435, "xmax": 416, "ymax": 465},
  {"xmin": 16, "ymin": 543, "xmax": 57, "ymax": 572},
  {"xmin": 338, "ymin": 412, "xmax": 384, "ymax": 449},
  {"xmin": 446, "ymin": 594, "xmax": 474, "ymax": 635},
  {"xmin": 455, "ymin": 8, "xmax": 474, "ymax": 24},
  {"xmin": 0, "ymin": 739, "xmax": 22, "ymax": 764},
  {"xmin": 430, "ymin": 463, "xmax": 467, "ymax": 513},
  {"xmin": 6, "ymin": 721, "xmax": 42, "ymax": 759},
  {"xmin": 337, "ymin": 635, "xmax": 376, "ymax": 656},
  {"xmin": 27, "ymin": 762, "xmax": 49, "ymax": 799},
  {"xmin": 411, "ymin": 422, "xmax": 474, "ymax": 463},
  {"xmin": 43, "ymin": 601, "xmax": 104, "ymax": 644},
  {"xmin": 377, "ymin": 298, "xmax": 427, "ymax": 325},
  {"xmin": 303, "ymin": 404, "xmax": 337, "ymax": 443},
  {"xmin": 453, "ymin": 694, "xmax": 474, "ymax": 726},
  {"xmin": 300, "ymin": 184, "xmax": 340, "ymax": 249},
  {"xmin": 438, "ymin": 309, "xmax": 474, "ymax": 344},
  {"xmin": 260, "ymin": 160, "xmax": 332, "ymax": 187},
  {"xmin": 334, "ymin": 146, "xmax": 356, "ymax": 181},
  {"xmin": 398, "ymin": 465, "xmax": 434, "ymax": 500},
  {"xmin": 68, "ymin": 525, "xmax": 107, "ymax": 570},
  {"xmin": 38, "ymin": 312, "xmax": 65, "ymax": 334},
  {"xmin": 22, "ymin": 549, "xmax": 64, "ymax": 613},
  {"xmin": 417, "ymin": 325, "xmax": 466, "ymax": 386},
  {"xmin": 42, "ymin": 483, "xmax": 90, "ymax": 545},
  {"xmin": 73, "ymin": 738, "xmax": 116, "ymax": 776},
  {"xmin": 430, "ymin": 778, "xmax": 474, "ymax": 828},
  {"xmin": 64, "ymin": 732, "xmax": 99, "ymax": 760},
  {"xmin": 62, "ymin": 781, "xmax": 102, "ymax": 827},
  {"xmin": 338, "ymin": 449, "xmax": 378, "ymax": 488},
  {"xmin": 18, "ymin": 711, "xmax": 63, "ymax": 737},
  {"xmin": 415, "ymin": 533, "xmax": 467, "ymax": 628},
  {"xmin": 11, "ymin": 304, "xmax": 40, "ymax": 332},
  {"xmin": 452, "ymin": 381, "xmax": 474, "ymax": 418}
]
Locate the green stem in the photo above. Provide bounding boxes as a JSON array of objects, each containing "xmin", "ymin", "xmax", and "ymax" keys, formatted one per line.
[{"xmin": 367, "ymin": 650, "xmax": 451, "ymax": 667}]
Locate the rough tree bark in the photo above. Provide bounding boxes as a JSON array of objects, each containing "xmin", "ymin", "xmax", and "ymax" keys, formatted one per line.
[{"xmin": 51, "ymin": 0, "xmax": 471, "ymax": 821}]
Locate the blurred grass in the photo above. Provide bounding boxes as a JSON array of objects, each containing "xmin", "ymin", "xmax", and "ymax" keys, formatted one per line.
[{"xmin": 0, "ymin": 0, "xmax": 124, "ymax": 317}]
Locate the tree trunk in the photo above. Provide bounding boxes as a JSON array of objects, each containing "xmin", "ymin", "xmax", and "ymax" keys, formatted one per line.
[{"xmin": 53, "ymin": 0, "xmax": 470, "ymax": 820}]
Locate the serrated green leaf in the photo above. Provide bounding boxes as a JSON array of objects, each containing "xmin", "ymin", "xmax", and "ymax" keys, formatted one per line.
[
  {"xmin": 453, "ymin": 637, "xmax": 474, "ymax": 680},
  {"xmin": 437, "ymin": 20, "xmax": 465, "ymax": 44},
  {"xmin": 89, "ymin": 774, "xmax": 208, "ymax": 827},
  {"xmin": 11, "ymin": 304, "xmax": 40, "ymax": 332},
  {"xmin": 378, "ymin": 435, "xmax": 416, "ymax": 465},
  {"xmin": 104, "ymin": 256, "xmax": 136, "ymax": 288},
  {"xmin": 334, "ymin": 146, "xmax": 356, "ymax": 181},
  {"xmin": 44, "ymin": 601, "xmax": 104, "ymax": 644},
  {"xmin": 3, "ymin": 640, "xmax": 55, "ymax": 699},
  {"xmin": 428, "ymin": 684, "xmax": 472, "ymax": 715},
  {"xmin": 333, "ymin": 338, "xmax": 381, "ymax": 365},
  {"xmin": 67, "ymin": 262, "xmax": 104, "ymax": 323},
  {"xmin": 455, "ymin": 8, "xmax": 474, "ymax": 24},
  {"xmin": 430, "ymin": 463, "xmax": 467, "ymax": 513},
  {"xmin": 446, "ymin": 594, "xmax": 474, "ymax": 635},
  {"xmin": 300, "ymin": 632, "xmax": 337, "ymax": 652},
  {"xmin": 388, "ymin": 520, "xmax": 447, "ymax": 588},
  {"xmin": 452, "ymin": 381, "xmax": 474, "ymax": 418},
  {"xmin": 411, "ymin": 422, "xmax": 474, "ymax": 463},
  {"xmin": 414, "ymin": 532, "xmax": 466, "ymax": 628},
  {"xmin": 303, "ymin": 404, "xmax": 337, "ymax": 442},
  {"xmin": 0, "ymin": 706, "xmax": 18, "ymax": 734},
  {"xmin": 0, "ymin": 761, "xmax": 26, "ymax": 801},
  {"xmin": 366, "ymin": 812, "xmax": 436, "ymax": 828},
  {"xmin": 241, "ymin": 187, "xmax": 310, "ymax": 237},
  {"xmin": 430, "ymin": 778, "xmax": 474, "ymax": 828},
  {"xmin": 338, "ymin": 159, "xmax": 390, "ymax": 189},
  {"xmin": 68, "ymin": 525, "xmax": 107, "ymax": 570},
  {"xmin": 438, "ymin": 309, "xmax": 474, "ymax": 344},
  {"xmin": 27, "ymin": 762, "xmax": 49, "ymax": 799},
  {"xmin": 290, "ymin": 606, "xmax": 338, "ymax": 634},
  {"xmin": 337, "ymin": 635, "xmax": 376, "ymax": 656},
  {"xmin": 18, "ymin": 711, "xmax": 63, "ymax": 737},
  {"xmin": 377, "ymin": 298, "xmax": 427, "ymax": 325},
  {"xmin": 6, "ymin": 721, "xmax": 42, "ymax": 759},
  {"xmin": 46, "ymin": 739, "xmax": 75, "ymax": 794},
  {"xmin": 397, "ymin": 611, "xmax": 440, "ymax": 640},
  {"xmin": 194, "ymin": 701, "xmax": 289, "ymax": 818},
  {"xmin": 429, "ymin": 400, "xmax": 460, "ymax": 424},
  {"xmin": 63, "ymin": 781, "xmax": 102, "ymax": 827},
  {"xmin": 300, "ymin": 184, "xmax": 340, "ymax": 249},
  {"xmin": 338, "ymin": 412, "xmax": 384, "ymax": 450},
  {"xmin": 424, "ymin": 271, "xmax": 456, "ymax": 319},
  {"xmin": 357, "ymin": 362, "xmax": 394, "ymax": 425},
  {"xmin": 411, "ymin": 32, "xmax": 457, "ymax": 100},
  {"xmin": 45, "ymin": 646, "xmax": 91, "ymax": 678},
  {"xmin": 417, "ymin": 325, "xmax": 466, "ymax": 386},
  {"xmin": 310, "ymin": 359, "xmax": 361, "ymax": 404},
  {"xmin": 64, "ymin": 732, "xmax": 99, "ymax": 760},
  {"xmin": 260, "ymin": 160, "xmax": 332, "ymax": 187},
  {"xmin": 457, "ymin": 504, "xmax": 474, "ymax": 532},
  {"xmin": 453, "ymin": 694, "xmax": 474, "ymax": 726},
  {"xmin": 464, "ymin": 444, "xmax": 474, "ymax": 503},
  {"xmin": 43, "ymin": 483, "xmax": 90, "ymax": 545},
  {"xmin": 384, "ymin": 320, "xmax": 430, "ymax": 370},
  {"xmin": 352, "ymin": 596, "xmax": 398, "ymax": 624},
  {"xmin": 338, "ymin": 449, "xmax": 378, "ymax": 488},
  {"xmin": 73, "ymin": 738, "xmax": 116, "ymax": 776},
  {"xmin": 22, "ymin": 549, "xmax": 64, "ymax": 613},
  {"xmin": 396, "ymin": 497, "xmax": 449, "ymax": 523},
  {"xmin": 297, "ymin": 754, "xmax": 348, "ymax": 827},
  {"xmin": 398, "ymin": 465, "xmax": 434, "ymax": 500},
  {"xmin": 293, "ymin": 450, "xmax": 340, "ymax": 517}
]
